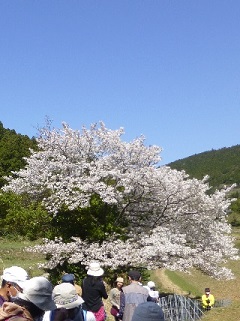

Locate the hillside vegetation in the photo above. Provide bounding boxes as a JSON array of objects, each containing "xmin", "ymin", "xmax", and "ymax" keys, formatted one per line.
[{"xmin": 167, "ymin": 144, "xmax": 240, "ymax": 190}]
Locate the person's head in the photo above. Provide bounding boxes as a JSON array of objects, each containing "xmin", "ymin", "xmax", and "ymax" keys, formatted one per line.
[
  {"xmin": 127, "ymin": 270, "xmax": 141, "ymax": 282},
  {"xmin": 116, "ymin": 277, "xmax": 124, "ymax": 289},
  {"xmin": 62, "ymin": 273, "xmax": 75, "ymax": 285},
  {"xmin": 147, "ymin": 281, "xmax": 155, "ymax": 289},
  {"xmin": 205, "ymin": 288, "xmax": 211, "ymax": 295},
  {"xmin": 132, "ymin": 301, "xmax": 165, "ymax": 321},
  {"xmin": 17, "ymin": 276, "xmax": 56, "ymax": 318},
  {"xmin": 53, "ymin": 283, "xmax": 84, "ymax": 320},
  {"xmin": 0, "ymin": 266, "xmax": 29, "ymax": 300},
  {"xmin": 87, "ymin": 262, "xmax": 104, "ymax": 278},
  {"xmin": 53, "ymin": 283, "xmax": 84, "ymax": 309}
]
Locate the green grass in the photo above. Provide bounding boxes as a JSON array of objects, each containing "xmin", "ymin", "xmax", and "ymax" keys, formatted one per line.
[
  {"xmin": 0, "ymin": 237, "xmax": 45, "ymax": 277},
  {"xmin": 165, "ymin": 270, "xmax": 202, "ymax": 297}
]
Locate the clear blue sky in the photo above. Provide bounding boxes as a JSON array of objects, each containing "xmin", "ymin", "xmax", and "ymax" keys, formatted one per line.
[{"xmin": 1, "ymin": 1, "xmax": 240, "ymax": 164}]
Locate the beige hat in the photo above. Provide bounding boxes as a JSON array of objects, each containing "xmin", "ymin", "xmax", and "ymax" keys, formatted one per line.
[
  {"xmin": 116, "ymin": 277, "xmax": 124, "ymax": 283},
  {"xmin": 87, "ymin": 262, "xmax": 104, "ymax": 277},
  {"xmin": 18, "ymin": 276, "xmax": 56, "ymax": 311},
  {"xmin": 53, "ymin": 283, "xmax": 84, "ymax": 309}
]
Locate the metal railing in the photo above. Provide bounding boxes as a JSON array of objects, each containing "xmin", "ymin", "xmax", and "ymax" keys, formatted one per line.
[{"xmin": 158, "ymin": 295, "xmax": 205, "ymax": 321}]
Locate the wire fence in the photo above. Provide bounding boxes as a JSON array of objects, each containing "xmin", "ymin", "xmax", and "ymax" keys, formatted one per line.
[
  {"xmin": 158, "ymin": 294, "xmax": 232, "ymax": 321},
  {"xmin": 158, "ymin": 294, "xmax": 205, "ymax": 321}
]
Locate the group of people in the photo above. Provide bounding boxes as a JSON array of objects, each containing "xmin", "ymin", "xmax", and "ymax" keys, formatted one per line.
[
  {"xmin": 0, "ymin": 264, "xmax": 165, "ymax": 321},
  {"xmin": 0, "ymin": 262, "xmax": 110, "ymax": 321},
  {"xmin": 0, "ymin": 263, "xmax": 215, "ymax": 321},
  {"xmin": 109, "ymin": 270, "xmax": 164, "ymax": 321}
]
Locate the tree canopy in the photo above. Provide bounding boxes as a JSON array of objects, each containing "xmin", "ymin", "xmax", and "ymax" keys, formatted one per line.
[
  {"xmin": 2, "ymin": 122, "xmax": 239, "ymax": 279},
  {"xmin": 0, "ymin": 121, "xmax": 37, "ymax": 187}
]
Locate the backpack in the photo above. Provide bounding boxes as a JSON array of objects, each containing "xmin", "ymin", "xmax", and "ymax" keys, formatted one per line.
[
  {"xmin": 49, "ymin": 306, "xmax": 85, "ymax": 321},
  {"xmin": 72, "ymin": 306, "xmax": 85, "ymax": 321}
]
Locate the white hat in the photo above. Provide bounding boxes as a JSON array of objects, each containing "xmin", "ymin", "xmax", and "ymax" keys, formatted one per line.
[
  {"xmin": 1, "ymin": 266, "xmax": 29, "ymax": 289},
  {"xmin": 147, "ymin": 281, "xmax": 155, "ymax": 289},
  {"xmin": 116, "ymin": 277, "xmax": 124, "ymax": 283},
  {"xmin": 53, "ymin": 283, "xmax": 84, "ymax": 309},
  {"xmin": 18, "ymin": 276, "xmax": 56, "ymax": 311},
  {"xmin": 87, "ymin": 262, "xmax": 104, "ymax": 277}
]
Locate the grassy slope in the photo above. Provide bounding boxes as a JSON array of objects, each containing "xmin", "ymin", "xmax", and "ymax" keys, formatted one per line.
[
  {"xmin": 0, "ymin": 238, "xmax": 45, "ymax": 277},
  {"xmin": 151, "ymin": 228, "xmax": 240, "ymax": 321}
]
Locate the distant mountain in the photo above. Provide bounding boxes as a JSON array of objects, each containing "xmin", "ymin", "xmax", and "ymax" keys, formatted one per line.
[{"xmin": 167, "ymin": 145, "xmax": 240, "ymax": 191}]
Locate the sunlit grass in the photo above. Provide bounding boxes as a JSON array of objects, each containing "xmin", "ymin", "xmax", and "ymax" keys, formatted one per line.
[{"xmin": 0, "ymin": 237, "xmax": 45, "ymax": 277}]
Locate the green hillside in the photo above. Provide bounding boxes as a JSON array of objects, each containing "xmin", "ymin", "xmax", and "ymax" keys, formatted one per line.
[
  {"xmin": 167, "ymin": 145, "xmax": 240, "ymax": 191},
  {"xmin": 0, "ymin": 121, "xmax": 37, "ymax": 187}
]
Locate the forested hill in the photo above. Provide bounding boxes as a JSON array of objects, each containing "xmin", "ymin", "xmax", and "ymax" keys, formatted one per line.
[
  {"xmin": 0, "ymin": 121, "xmax": 37, "ymax": 187},
  {"xmin": 167, "ymin": 145, "xmax": 240, "ymax": 191}
]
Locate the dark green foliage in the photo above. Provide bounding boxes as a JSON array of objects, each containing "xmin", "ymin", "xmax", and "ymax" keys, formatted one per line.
[
  {"xmin": 168, "ymin": 145, "xmax": 240, "ymax": 190},
  {"xmin": 0, "ymin": 192, "xmax": 51, "ymax": 240},
  {"xmin": 0, "ymin": 121, "xmax": 37, "ymax": 187},
  {"xmin": 229, "ymin": 197, "xmax": 240, "ymax": 226},
  {"xmin": 49, "ymin": 194, "xmax": 128, "ymax": 242}
]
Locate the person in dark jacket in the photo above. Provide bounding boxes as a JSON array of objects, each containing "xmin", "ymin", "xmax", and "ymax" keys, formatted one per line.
[
  {"xmin": 81, "ymin": 263, "xmax": 108, "ymax": 321},
  {"xmin": 131, "ymin": 301, "xmax": 165, "ymax": 321}
]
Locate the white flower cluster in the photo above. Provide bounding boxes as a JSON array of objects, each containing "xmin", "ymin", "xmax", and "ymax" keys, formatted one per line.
[
  {"xmin": 26, "ymin": 224, "xmax": 238, "ymax": 279},
  {"xmin": 3, "ymin": 122, "xmax": 239, "ymax": 279}
]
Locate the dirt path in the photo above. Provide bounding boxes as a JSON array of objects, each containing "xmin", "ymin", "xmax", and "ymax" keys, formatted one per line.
[{"xmin": 153, "ymin": 268, "xmax": 187, "ymax": 295}]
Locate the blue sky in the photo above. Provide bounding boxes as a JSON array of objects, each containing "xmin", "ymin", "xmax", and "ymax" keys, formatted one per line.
[{"xmin": 1, "ymin": 1, "xmax": 240, "ymax": 165}]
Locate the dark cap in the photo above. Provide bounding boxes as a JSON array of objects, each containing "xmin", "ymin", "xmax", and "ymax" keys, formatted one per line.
[
  {"xmin": 132, "ymin": 302, "xmax": 165, "ymax": 321},
  {"xmin": 62, "ymin": 274, "xmax": 75, "ymax": 284},
  {"xmin": 128, "ymin": 270, "xmax": 141, "ymax": 281},
  {"xmin": 205, "ymin": 288, "xmax": 210, "ymax": 292}
]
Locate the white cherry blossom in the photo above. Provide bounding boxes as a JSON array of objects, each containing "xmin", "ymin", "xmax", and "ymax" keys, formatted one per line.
[{"xmin": 3, "ymin": 122, "xmax": 239, "ymax": 279}]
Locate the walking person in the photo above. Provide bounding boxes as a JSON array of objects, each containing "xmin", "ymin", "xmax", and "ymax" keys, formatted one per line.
[
  {"xmin": 43, "ymin": 283, "xmax": 95, "ymax": 321},
  {"xmin": 118, "ymin": 270, "xmax": 149, "ymax": 321},
  {"xmin": 81, "ymin": 262, "xmax": 108, "ymax": 321},
  {"xmin": 109, "ymin": 277, "xmax": 124, "ymax": 321},
  {"xmin": 143, "ymin": 281, "xmax": 159, "ymax": 303}
]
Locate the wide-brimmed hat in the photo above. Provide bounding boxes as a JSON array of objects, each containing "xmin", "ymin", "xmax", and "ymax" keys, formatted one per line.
[
  {"xmin": 132, "ymin": 302, "xmax": 165, "ymax": 321},
  {"xmin": 18, "ymin": 276, "xmax": 56, "ymax": 311},
  {"xmin": 53, "ymin": 283, "xmax": 84, "ymax": 309},
  {"xmin": 87, "ymin": 262, "xmax": 104, "ymax": 277}
]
